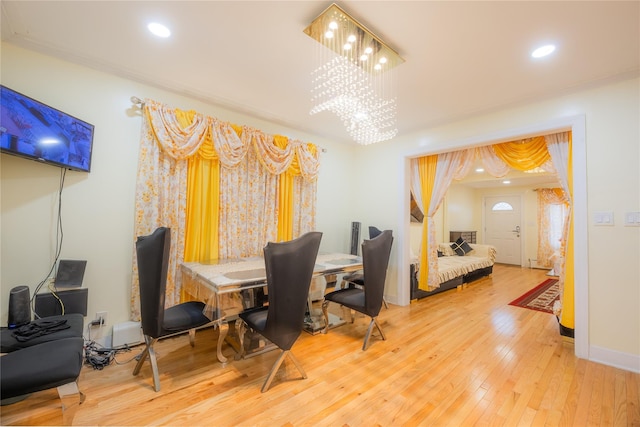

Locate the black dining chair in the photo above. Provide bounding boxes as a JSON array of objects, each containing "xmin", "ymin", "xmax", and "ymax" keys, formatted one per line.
[
  {"xmin": 132, "ymin": 227, "xmax": 212, "ymax": 392},
  {"xmin": 322, "ymin": 230, "xmax": 393, "ymax": 350},
  {"xmin": 341, "ymin": 226, "xmax": 390, "ymax": 309},
  {"xmin": 238, "ymin": 231, "xmax": 322, "ymax": 392}
]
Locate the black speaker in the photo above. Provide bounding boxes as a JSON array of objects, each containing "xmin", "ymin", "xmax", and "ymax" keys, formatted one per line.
[
  {"xmin": 350, "ymin": 221, "xmax": 361, "ymax": 256},
  {"xmin": 8, "ymin": 285, "xmax": 31, "ymax": 329}
]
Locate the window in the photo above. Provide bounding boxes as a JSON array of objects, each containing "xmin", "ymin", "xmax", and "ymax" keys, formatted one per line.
[{"xmin": 492, "ymin": 202, "xmax": 514, "ymax": 211}]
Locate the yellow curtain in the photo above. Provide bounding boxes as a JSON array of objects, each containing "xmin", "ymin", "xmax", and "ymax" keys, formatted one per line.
[
  {"xmin": 417, "ymin": 155, "xmax": 438, "ymax": 290},
  {"xmin": 184, "ymin": 118, "xmax": 220, "ymax": 262},
  {"xmin": 561, "ymin": 133, "xmax": 574, "ymax": 331},
  {"xmin": 492, "ymin": 136, "xmax": 550, "ymax": 170},
  {"xmin": 184, "ymin": 124, "xmax": 243, "ymax": 262},
  {"xmin": 274, "ymin": 135, "xmax": 294, "ymax": 242}
]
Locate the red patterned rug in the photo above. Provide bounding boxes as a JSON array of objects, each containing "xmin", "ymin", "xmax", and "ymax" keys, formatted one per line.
[{"xmin": 509, "ymin": 278, "xmax": 559, "ymax": 314}]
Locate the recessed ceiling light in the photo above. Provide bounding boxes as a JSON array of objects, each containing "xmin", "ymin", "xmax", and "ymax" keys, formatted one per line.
[
  {"xmin": 502, "ymin": 180, "xmax": 511, "ymax": 184},
  {"xmin": 148, "ymin": 22, "xmax": 171, "ymax": 38},
  {"xmin": 531, "ymin": 44, "xmax": 556, "ymax": 58},
  {"xmin": 475, "ymin": 168, "xmax": 485, "ymax": 173}
]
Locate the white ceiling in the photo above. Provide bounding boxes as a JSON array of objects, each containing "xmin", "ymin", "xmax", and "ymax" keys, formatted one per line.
[{"xmin": 2, "ymin": 0, "xmax": 639, "ymax": 149}]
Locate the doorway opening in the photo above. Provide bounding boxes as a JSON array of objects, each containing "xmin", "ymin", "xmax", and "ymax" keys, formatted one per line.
[{"xmin": 398, "ymin": 115, "xmax": 588, "ymax": 359}]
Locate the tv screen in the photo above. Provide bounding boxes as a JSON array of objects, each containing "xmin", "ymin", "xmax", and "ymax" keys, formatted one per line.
[{"xmin": 0, "ymin": 85, "xmax": 94, "ymax": 172}]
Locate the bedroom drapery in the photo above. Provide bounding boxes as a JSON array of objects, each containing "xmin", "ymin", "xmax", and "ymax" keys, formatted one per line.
[
  {"xmin": 536, "ymin": 188, "xmax": 569, "ymax": 268},
  {"xmin": 412, "ymin": 149, "xmax": 475, "ymax": 291},
  {"xmin": 411, "ymin": 131, "xmax": 574, "ymax": 333},
  {"xmin": 131, "ymin": 100, "xmax": 320, "ymax": 319},
  {"xmin": 544, "ymin": 131, "xmax": 574, "ymax": 332},
  {"xmin": 413, "ymin": 155, "xmax": 437, "ymax": 291}
]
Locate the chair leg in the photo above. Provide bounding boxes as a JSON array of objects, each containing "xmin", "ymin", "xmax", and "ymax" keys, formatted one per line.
[
  {"xmin": 261, "ymin": 349, "xmax": 287, "ymax": 392},
  {"xmin": 261, "ymin": 349, "xmax": 307, "ymax": 393},
  {"xmin": 57, "ymin": 381, "xmax": 85, "ymax": 425},
  {"xmin": 188, "ymin": 328, "xmax": 196, "ymax": 347},
  {"xmin": 132, "ymin": 336, "xmax": 161, "ymax": 392},
  {"xmin": 286, "ymin": 350, "xmax": 308, "ymax": 380},
  {"xmin": 132, "ymin": 337, "xmax": 151, "ymax": 375},
  {"xmin": 362, "ymin": 316, "xmax": 386, "ymax": 351}
]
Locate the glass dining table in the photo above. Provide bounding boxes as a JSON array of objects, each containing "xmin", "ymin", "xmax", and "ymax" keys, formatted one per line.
[{"xmin": 180, "ymin": 252, "xmax": 363, "ymax": 363}]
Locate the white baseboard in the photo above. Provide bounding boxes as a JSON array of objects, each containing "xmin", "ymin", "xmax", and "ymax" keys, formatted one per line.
[{"xmin": 589, "ymin": 345, "xmax": 640, "ymax": 373}]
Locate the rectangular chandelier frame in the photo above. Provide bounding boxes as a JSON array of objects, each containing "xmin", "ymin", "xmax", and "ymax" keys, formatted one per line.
[{"xmin": 303, "ymin": 3, "xmax": 405, "ymax": 72}]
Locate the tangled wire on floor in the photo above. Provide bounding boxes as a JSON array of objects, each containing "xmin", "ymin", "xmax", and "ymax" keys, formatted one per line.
[{"xmin": 84, "ymin": 340, "xmax": 137, "ymax": 370}]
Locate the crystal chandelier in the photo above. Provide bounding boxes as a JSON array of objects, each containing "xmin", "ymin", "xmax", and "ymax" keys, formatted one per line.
[{"xmin": 304, "ymin": 3, "xmax": 404, "ymax": 145}]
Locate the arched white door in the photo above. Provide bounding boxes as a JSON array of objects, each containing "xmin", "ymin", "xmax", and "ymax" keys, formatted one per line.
[{"xmin": 484, "ymin": 195, "xmax": 522, "ymax": 265}]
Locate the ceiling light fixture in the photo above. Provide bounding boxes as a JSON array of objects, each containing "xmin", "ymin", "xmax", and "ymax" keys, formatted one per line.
[
  {"xmin": 148, "ymin": 22, "xmax": 171, "ymax": 38},
  {"xmin": 304, "ymin": 3, "xmax": 404, "ymax": 145},
  {"xmin": 531, "ymin": 44, "xmax": 556, "ymax": 58}
]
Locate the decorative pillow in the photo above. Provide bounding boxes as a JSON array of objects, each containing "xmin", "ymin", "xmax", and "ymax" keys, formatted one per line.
[
  {"xmin": 451, "ymin": 237, "xmax": 473, "ymax": 256},
  {"xmin": 437, "ymin": 250, "xmax": 444, "ymax": 257},
  {"xmin": 438, "ymin": 243, "xmax": 456, "ymax": 256}
]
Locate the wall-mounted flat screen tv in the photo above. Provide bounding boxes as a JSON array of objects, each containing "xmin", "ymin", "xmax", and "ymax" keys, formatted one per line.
[{"xmin": 0, "ymin": 85, "xmax": 94, "ymax": 172}]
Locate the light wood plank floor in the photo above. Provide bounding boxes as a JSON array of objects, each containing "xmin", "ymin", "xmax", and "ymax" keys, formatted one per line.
[{"xmin": 2, "ymin": 264, "xmax": 639, "ymax": 426}]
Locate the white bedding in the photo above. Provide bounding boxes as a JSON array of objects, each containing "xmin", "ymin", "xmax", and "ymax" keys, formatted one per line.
[{"xmin": 412, "ymin": 243, "xmax": 497, "ymax": 284}]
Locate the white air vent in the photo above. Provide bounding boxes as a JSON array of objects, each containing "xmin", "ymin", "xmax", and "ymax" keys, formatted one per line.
[{"xmin": 112, "ymin": 321, "xmax": 143, "ymax": 348}]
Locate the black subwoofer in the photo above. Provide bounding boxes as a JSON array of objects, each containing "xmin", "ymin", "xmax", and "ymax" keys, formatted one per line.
[
  {"xmin": 350, "ymin": 221, "xmax": 361, "ymax": 256},
  {"xmin": 8, "ymin": 285, "xmax": 31, "ymax": 329}
]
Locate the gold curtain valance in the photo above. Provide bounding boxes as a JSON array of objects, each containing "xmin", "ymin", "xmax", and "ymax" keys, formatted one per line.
[
  {"xmin": 492, "ymin": 136, "xmax": 550, "ymax": 171},
  {"xmin": 144, "ymin": 99, "xmax": 320, "ymax": 181}
]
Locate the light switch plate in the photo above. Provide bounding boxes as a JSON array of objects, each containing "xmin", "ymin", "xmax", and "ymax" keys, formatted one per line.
[
  {"xmin": 624, "ymin": 211, "xmax": 640, "ymax": 226},
  {"xmin": 594, "ymin": 211, "xmax": 614, "ymax": 226}
]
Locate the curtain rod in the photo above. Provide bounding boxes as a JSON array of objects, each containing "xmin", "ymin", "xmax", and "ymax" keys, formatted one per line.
[
  {"xmin": 130, "ymin": 96, "xmax": 144, "ymax": 107},
  {"xmin": 130, "ymin": 95, "xmax": 327, "ymax": 153}
]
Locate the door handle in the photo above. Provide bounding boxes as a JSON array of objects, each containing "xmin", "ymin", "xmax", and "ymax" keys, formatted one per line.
[{"xmin": 512, "ymin": 225, "xmax": 520, "ymax": 233}]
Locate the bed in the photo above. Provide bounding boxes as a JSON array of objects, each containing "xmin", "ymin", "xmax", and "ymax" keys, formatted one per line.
[{"xmin": 410, "ymin": 243, "xmax": 497, "ymax": 300}]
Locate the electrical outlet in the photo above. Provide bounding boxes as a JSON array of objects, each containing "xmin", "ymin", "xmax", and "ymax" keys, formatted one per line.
[{"xmin": 96, "ymin": 311, "xmax": 108, "ymax": 326}]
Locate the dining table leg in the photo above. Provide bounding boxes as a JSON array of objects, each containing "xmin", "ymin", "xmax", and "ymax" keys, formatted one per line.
[{"xmin": 216, "ymin": 321, "xmax": 229, "ymax": 364}]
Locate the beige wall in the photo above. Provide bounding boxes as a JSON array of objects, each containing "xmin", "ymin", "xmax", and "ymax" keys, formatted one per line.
[{"xmin": 1, "ymin": 42, "xmax": 638, "ymax": 372}]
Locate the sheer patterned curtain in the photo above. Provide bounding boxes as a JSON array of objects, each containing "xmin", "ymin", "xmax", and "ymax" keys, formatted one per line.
[
  {"xmin": 131, "ymin": 100, "xmax": 320, "ymax": 319},
  {"xmin": 132, "ymin": 101, "xmax": 201, "ymax": 319},
  {"xmin": 219, "ymin": 137, "xmax": 279, "ymax": 258},
  {"xmin": 537, "ymin": 188, "xmax": 569, "ymax": 267},
  {"xmin": 475, "ymin": 145, "xmax": 511, "ymax": 177}
]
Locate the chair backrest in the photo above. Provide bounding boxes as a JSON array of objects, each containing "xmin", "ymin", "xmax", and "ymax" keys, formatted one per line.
[
  {"xmin": 263, "ymin": 231, "xmax": 322, "ymax": 350},
  {"xmin": 368, "ymin": 226, "xmax": 383, "ymax": 239},
  {"xmin": 136, "ymin": 227, "xmax": 171, "ymax": 338},
  {"xmin": 363, "ymin": 230, "xmax": 394, "ymax": 316}
]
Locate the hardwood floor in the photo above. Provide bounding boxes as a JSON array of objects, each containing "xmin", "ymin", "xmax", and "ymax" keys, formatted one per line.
[{"xmin": 2, "ymin": 264, "xmax": 639, "ymax": 426}]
